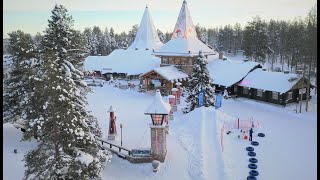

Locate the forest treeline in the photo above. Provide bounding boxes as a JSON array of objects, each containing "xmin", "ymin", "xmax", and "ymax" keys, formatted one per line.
[{"xmin": 4, "ymin": 4, "xmax": 316, "ymax": 74}]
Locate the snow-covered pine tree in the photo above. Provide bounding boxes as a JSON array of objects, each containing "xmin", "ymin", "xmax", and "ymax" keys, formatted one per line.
[
  {"xmin": 3, "ymin": 30, "xmax": 38, "ymax": 124},
  {"xmin": 109, "ymin": 27, "xmax": 118, "ymax": 51},
  {"xmin": 83, "ymin": 28, "xmax": 94, "ymax": 55},
  {"xmin": 128, "ymin": 24, "xmax": 138, "ymax": 46},
  {"xmin": 183, "ymin": 51, "xmax": 215, "ymax": 113},
  {"xmin": 23, "ymin": 5, "xmax": 110, "ymax": 180},
  {"xmin": 157, "ymin": 29, "xmax": 166, "ymax": 43},
  {"xmin": 104, "ymin": 27, "xmax": 112, "ymax": 54}
]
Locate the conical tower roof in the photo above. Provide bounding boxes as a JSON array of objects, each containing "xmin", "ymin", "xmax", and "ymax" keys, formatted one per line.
[
  {"xmin": 171, "ymin": 0, "xmax": 197, "ymax": 40},
  {"xmin": 154, "ymin": 0, "xmax": 215, "ymax": 57},
  {"xmin": 128, "ymin": 6, "xmax": 163, "ymax": 51}
]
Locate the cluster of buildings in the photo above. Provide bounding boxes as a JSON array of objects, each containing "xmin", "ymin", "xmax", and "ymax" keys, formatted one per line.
[{"xmin": 84, "ymin": 0, "xmax": 312, "ymax": 106}]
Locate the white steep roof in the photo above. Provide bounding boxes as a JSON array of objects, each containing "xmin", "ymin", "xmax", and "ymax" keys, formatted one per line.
[
  {"xmin": 238, "ymin": 68, "xmax": 302, "ymax": 93},
  {"xmin": 207, "ymin": 55, "xmax": 261, "ymax": 87},
  {"xmin": 154, "ymin": 37, "xmax": 215, "ymax": 56},
  {"xmin": 128, "ymin": 6, "xmax": 163, "ymax": 51},
  {"xmin": 107, "ymin": 105, "xmax": 116, "ymax": 112},
  {"xmin": 153, "ymin": 0, "xmax": 215, "ymax": 56},
  {"xmin": 145, "ymin": 89, "xmax": 171, "ymax": 114},
  {"xmin": 84, "ymin": 49, "xmax": 160, "ymax": 75},
  {"xmin": 141, "ymin": 65, "xmax": 189, "ymax": 82}
]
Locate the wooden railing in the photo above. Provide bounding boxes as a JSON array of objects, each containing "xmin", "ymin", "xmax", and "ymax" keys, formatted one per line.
[{"xmin": 98, "ymin": 139, "xmax": 131, "ymax": 156}]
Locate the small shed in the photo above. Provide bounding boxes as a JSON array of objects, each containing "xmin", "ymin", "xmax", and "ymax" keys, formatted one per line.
[{"xmin": 140, "ymin": 66, "xmax": 189, "ymax": 91}]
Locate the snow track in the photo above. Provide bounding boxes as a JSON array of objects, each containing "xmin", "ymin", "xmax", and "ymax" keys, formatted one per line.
[
  {"xmin": 174, "ymin": 107, "xmax": 225, "ymax": 180},
  {"xmin": 202, "ymin": 108, "xmax": 225, "ymax": 180}
]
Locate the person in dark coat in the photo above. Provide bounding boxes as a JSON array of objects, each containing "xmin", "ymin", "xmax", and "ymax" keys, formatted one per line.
[{"xmin": 249, "ymin": 128, "xmax": 253, "ymax": 141}]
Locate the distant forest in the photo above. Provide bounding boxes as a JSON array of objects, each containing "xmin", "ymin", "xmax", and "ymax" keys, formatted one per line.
[{"xmin": 4, "ymin": 4, "xmax": 316, "ymax": 75}]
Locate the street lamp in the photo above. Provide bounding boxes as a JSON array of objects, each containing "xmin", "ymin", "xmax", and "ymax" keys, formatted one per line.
[
  {"xmin": 120, "ymin": 123, "xmax": 123, "ymax": 146},
  {"xmin": 144, "ymin": 89, "xmax": 171, "ymax": 162}
]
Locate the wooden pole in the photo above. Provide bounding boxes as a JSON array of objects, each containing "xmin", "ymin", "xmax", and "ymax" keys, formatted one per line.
[
  {"xmin": 299, "ymin": 62, "xmax": 306, "ymax": 113},
  {"xmin": 306, "ymin": 55, "xmax": 312, "ymax": 112}
]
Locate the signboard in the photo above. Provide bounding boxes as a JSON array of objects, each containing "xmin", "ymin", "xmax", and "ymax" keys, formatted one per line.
[
  {"xmin": 199, "ymin": 90, "xmax": 204, "ymax": 106},
  {"xmin": 299, "ymin": 88, "xmax": 306, "ymax": 94},
  {"xmin": 215, "ymin": 94, "xmax": 223, "ymax": 109}
]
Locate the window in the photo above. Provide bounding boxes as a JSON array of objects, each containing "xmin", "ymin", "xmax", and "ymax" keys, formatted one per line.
[
  {"xmin": 180, "ymin": 58, "xmax": 186, "ymax": 65},
  {"xmin": 162, "ymin": 57, "xmax": 168, "ymax": 64},
  {"xmin": 287, "ymin": 91, "xmax": 293, "ymax": 100},
  {"xmin": 174, "ymin": 58, "xmax": 181, "ymax": 65},
  {"xmin": 169, "ymin": 57, "xmax": 174, "ymax": 64},
  {"xmin": 272, "ymin": 91, "xmax": 278, "ymax": 100},
  {"xmin": 234, "ymin": 86, "xmax": 238, "ymax": 93},
  {"xmin": 151, "ymin": 114, "xmax": 163, "ymax": 125},
  {"xmin": 243, "ymin": 87, "xmax": 249, "ymax": 94},
  {"xmin": 257, "ymin": 89, "xmax": 263, "ymax": 97}
]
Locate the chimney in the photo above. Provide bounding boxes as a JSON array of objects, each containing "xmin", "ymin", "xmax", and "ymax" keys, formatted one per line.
[{"xmin": 219, "ymin": 52, "xmax": 223, "ymax": 59}]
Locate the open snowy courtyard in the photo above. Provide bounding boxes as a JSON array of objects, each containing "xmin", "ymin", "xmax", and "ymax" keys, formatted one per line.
[{"xmin": 4, "ymin": 83, "xmax": 317, "ymax": 180}]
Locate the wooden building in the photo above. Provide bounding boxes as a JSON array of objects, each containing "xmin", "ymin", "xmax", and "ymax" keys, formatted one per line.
[
  {"xmin": 235, "ymin": 69, "xmax": 313, "ymax": 105},
  {"xmin": 140, "ymin": 66, "xmax": 188, "ymax": 93},
  {"xmin": 141, "ymin": 0, "xmax": 216, "ymax": 91}
]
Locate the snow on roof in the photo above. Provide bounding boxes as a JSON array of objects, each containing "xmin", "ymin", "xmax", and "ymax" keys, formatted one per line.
[
  {"xmin": 141, "ymin": 65, "xmax": 189, "ymax": 82},
  {"xmin": 107, "ymin": 105, "xmax": 116, "ymax": 112},
  {"xmin": 207, "ymin": 55, "xmax": 261, "ymax": 87},
  {"xmin": 127, "ymin": 6, "xmax": 163, "ymax": 51},
  {"xmin": 153, "ymin": 37, "xmax": 215, "ymax": 56},
  {"xmin": 238, "ymin": 68, "xmax": 302, "ymax": 93},
  {"xmin": 145, "ymin": 89, "xmax": 171, "ymax": 114},
  {"xmin": 153, "ymin": 1, "xmax": 215, "ymax": 56},
  {"xmin": 168, "ymin": 95, "xmax": 175, "ymax": 98},
  {"xmin": 172, "ymin": 0, "xmax": 197, "ymax": 40},
  {"xmin": 84, "ymin": 49, "xmax": 161, "ymax": 75}
]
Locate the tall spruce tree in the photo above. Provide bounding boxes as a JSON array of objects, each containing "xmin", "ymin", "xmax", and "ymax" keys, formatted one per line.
[
  {"xmin": 3, "ymin": 30, "xmax": 37, "ymax": 124},
  {"xmin": 183, "ymin": 51, "xmax": 215, "ymax": 113},
  {"xmin": 23, "ymin": 5, "xmax": 110, "ymax": 180}
]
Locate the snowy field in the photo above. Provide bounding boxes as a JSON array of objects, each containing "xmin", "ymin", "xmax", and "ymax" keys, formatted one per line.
[{"xmin": 3, "ymin": 83, "xmax": 317, "ymax": 180}]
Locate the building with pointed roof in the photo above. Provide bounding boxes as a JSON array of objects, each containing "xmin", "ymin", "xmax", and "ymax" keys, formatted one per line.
[
  {"xmin": 128, "ymin": 6, "xmax": 163, "ymax": 51},
  {"xmin": 84, "ymin": 6, "xmax": 162, "ymax": 79},
  {"xmin": 152, "ymin": 0, "xmax": 216, "ymax": 75}
]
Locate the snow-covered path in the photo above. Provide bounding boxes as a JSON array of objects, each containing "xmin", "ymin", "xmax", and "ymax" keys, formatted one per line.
[
  {"xmin": 172, "ymin": 107, "xmax": 225, "ymax": 180},
  {"xmin": 201, "ymin": 108, "xmax": 225, "ymax": 180}
]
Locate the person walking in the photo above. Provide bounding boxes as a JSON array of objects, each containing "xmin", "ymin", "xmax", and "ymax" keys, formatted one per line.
[{"xmin": 249, "ymin": 128, "xmax": 253, "ymax": 141}]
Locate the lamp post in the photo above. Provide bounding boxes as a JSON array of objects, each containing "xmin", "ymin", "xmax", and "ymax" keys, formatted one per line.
[
  {"xmin": 120, "ymin": 123, "xmax": 123, "ymax": 146},
  {"xmin": 176, "ymin": 82, "xmax": 182, "ymax": 104},
  {"xmin": 171, "ymin": 88, "xmax": 178, "ymax": 111},
  {"xmin": 144, "ymin": 89, "xmax": 171, "ymax": 162},
  {"xmin": 168, "ymin": 95, "xmax": 175, "ymax": 120}
]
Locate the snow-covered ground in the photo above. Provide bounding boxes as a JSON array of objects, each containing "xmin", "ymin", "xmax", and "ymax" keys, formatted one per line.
[{"xmin": 3, "ymin": 83, "xmax": 317, "ymax": 180}]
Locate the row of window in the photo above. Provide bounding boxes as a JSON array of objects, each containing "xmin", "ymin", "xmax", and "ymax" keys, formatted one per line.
[
  {"xmin": 234, "ymin": 86, "xmax": 293, "ymax": 100},
  {"xmin": 161, "ymin": 57, "xmax": 193, "ymax": 65}
]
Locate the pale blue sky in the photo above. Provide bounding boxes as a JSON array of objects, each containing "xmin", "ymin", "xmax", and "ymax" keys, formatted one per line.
[{"xmin": 3, "ymin": 0, "xmax": 316, "ymax": 38}]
